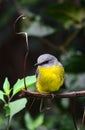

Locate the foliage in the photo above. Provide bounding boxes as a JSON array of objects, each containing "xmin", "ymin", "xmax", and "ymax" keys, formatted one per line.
[
  {"xmin": 60, "ymin": 49, "xmax": 85, "ymax": 92},
  {"xmin": 25, "ymin": 112, "xmax": 44, "ymax": 130},
  {"xmin": 0, "ymin": 75, "xmax": 36, "ymax": 130},
  {"xmin": 13, "ymin": 75, "xmax": 36, "ymax": 95},
  {"xmin": 45, "ymin": 2, "xmax": 85, "ymax": 29},
  {"xmin": 18, "ymin": 0, "xmax": 39, "ymax": 4},
  {"xmin": 60, "ymin": 49, "xmax": 85, "ymax": 73},
  {"xmin": 21, "ymin": 12, "xmax": 56, "ymax": 37},
  {"xmin": 26, "ymin": 16, "xmax": 55, "ymax": 37}
]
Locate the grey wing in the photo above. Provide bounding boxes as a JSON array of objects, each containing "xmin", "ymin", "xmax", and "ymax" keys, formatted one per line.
[{"xmin": 35, "ymin": 68, "xmax": 39, "ymax": 78}]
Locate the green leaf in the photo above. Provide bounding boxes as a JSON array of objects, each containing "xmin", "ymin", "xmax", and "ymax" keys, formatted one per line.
[
  {"xmin": 34, "ymin": 114, "xmax": 44, "ymax": 129},
  {"xmin": 18, "ymin": 0, "xmax": 39, "ymax": 4},
  {"xmin": 61, "ymin": 98, "xmax": 69, "ymax": 109},
  {"xmin": 27, "ymin": 20, "xmax": 55, "ymax": 37},
  {"xmin": 0, "ymin": 90, "xmax": 5, "ymax": 102},
  {"xmin": 13, "ymin": 75, "xmax": 36, "ymax": 96},
  {"xmin": 25, "ymin": 112, "xmax": 34, "ymax": 130},
  {"xmin": 60, "ymin": 49, "xmax": 85, "ymax": 73},
  {"xmin": 9, "ymin": 98, "xmax": 27, "ymax": 120},
  {"xmin": 3, "ymin": 77, "xmax": 10, "ymax": 95},
  {"xmin": 0, "ymin": 7, "xmax": 15, "ymax": 28},
  {"xmin": 4, "ymin": 104, "xmax": 10, "ymax": 117},
  {"xmin": 22, "ymin": 15, "xmax": 55, "ymax": 37},
  {"xmin": 65, "ymin": 73, "xmax": 85, "ymax": 91},
  {"xmin": 45, "ymin": 2, "xmax": 85, "ymax": 28},
  {"xmin": 0, "ymin": 114, "xmax": 4, "ymax": 128}
]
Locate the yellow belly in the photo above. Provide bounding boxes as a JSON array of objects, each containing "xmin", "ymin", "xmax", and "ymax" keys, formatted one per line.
[{"xmin": 36, "ymin": 65, "xmax": 64, "ymax": 94}]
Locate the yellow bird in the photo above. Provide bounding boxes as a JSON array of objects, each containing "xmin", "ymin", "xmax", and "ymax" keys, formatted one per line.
[{"xmin": 35, "ymin": 54, "xmax": 64, "ymax": 94}]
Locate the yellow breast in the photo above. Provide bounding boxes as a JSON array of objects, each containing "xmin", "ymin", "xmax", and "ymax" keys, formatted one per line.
[{"xmin": 36, "ymin": 65, "xmax": 64, "ymax": 94}]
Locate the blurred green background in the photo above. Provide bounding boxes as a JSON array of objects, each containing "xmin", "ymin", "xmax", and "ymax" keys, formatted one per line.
[{"xmin": 0, "ymin": 0, "xmax": 85, "ymax": 130}]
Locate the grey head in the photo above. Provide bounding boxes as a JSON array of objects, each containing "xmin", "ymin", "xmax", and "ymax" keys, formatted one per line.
[{"xmin": 35, "ymin": 54, "xmax": 61, "ymax": 67}]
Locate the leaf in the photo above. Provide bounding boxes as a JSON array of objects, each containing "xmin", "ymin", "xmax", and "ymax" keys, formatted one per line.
[
  {"xmin": 3, "ymin": 77, "xmax": 10, "ymax": 95},
  {"xmin": 61, "ymin": 98, "xmax": 69, "ymax": 109},
  {"xmin": 60, "ymin": 49, "xmax": 85, "ymax": 73},
  {"xmin": 65, "ymin": 73, "xmax": 85, "ymax": 91},
  {"xmin": 25, "ymin": 113, "xmax": 44, "ymax": 130},
  {"xmin": 9, "ymin": 98, "xmax": 27, "ymax": 120},
  {"xmin": 45, "ymin": 2, "xmax": 85, "ymax": 28},
  {"xmin": 25, "ymin": 112, "xmax": 34, "ymax": 130},
  {"xmin": 4, "ymin": 104, "xmax": 10, "ymax": 117},
  {"xmin": 26, "ymin": 16, "xmax": 55, "ymax": 37},
  {"xmin": 0, "ymin": 114, "xmax": 4, "ymax": 128},
  {"xmin": 0, "ymin": 90, "xmax": 5, "ymax": 102},
  {"xmin": 34, "ymin": 114, "xmax": 44, "ymax": 129},
  {"xmin": 18, "ymin": 0, "xmax": 39, "ymax": 4},
  {"xmin": 0, "ymin": 7, "xmax": 15, "ymax": 28},
  {"xmin": 13, "ymin": 75, "xmax": 36, "ymax": 96}
]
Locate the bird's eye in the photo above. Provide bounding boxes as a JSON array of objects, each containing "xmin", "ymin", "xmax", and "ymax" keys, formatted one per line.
[
  {"xmin": 40, "ymin": 60, "xmax": 49, "ymax": 65},
  {"xmin": 43, "ymin": 60, "xmax": 49, "ymax": 64}
]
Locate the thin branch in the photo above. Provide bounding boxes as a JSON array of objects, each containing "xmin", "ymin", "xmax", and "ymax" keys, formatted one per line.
[
  {"xmin": 14, "ymin": 14, "xmax": 29, "ymax": 90},
  {"xmin": 82, "ymin": 107, "xmax": 85, "ymax": 128},
  {"xmin": 40, "ymin": 29, "xmax": 80, "ymax": 53},
  {"xmin": 63, "ymin": 29, "xmax": 79, "ymax": 48},
  {"xmin": 22, "ymin": 89, "xmax": 85, "ymax": 99},
  {"xmin": 70, "ymin": 98, "xmax": 78, "ymax": 130}
]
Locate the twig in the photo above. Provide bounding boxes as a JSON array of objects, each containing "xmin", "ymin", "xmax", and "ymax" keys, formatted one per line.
[
  {"xmin": 40, "ymin": 29, "xmax": 80, "ymax": 53},
  {"xmin": 14, "ymin": 14, "xmax": 29, "ymax": 90},
  {"xmin": 70, "ymin": 98, "xmax": 78, "ymax": 130},
  {"xmin": 63, "ymin": 29, "xmax": 79, "ymax": 48},
  {"xmin": 22, "ymin": 89, "xmax": 85, "ymax": 99},
  {"xmin": 81, "ymin": 107, "xmax": 85, "ymax": 129}
]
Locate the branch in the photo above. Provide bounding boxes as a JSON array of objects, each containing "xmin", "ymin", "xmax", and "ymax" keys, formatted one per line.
[
  {"xmin": 22, "ymin": 89, "xmax": 85, "ymax": 99},
  {"xmin": 40, "ymin": 29, "xmax": 80, "ymax": 53},
  {"xmin": 14, "ymin": 14, "xmax": 29, "ymax": 90}
]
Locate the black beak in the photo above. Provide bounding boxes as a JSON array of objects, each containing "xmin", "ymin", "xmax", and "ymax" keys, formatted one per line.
[
  {"xmin": 34, "ymin": 62, "xmax": 42, "ymax": 66},
  {"xmin": 35, "ymin": 60, "xmax": 49, "ymax": 66},
  {"xmin": 34, "ymin": 63, "xmax": 39, "ymax": 66}
]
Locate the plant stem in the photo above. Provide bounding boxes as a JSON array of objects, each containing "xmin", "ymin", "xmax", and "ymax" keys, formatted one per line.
[
  {"xmin": 40, "ymin": 29, "xmax": 80, "ymax": 53},
  {"xmin": 63, "ymin": 29, "xmax": 80, "ymax": 48},
  {"xmin": 7, "ymin": 116, "xmax": 10, "ymax": 130},
  {"xmin": 81, "ymin": 107, "xmax": 85, "ymax": 130},
  {"xmin": 7, "ymin": 96, "xmax": 10, "ymax": 130}
]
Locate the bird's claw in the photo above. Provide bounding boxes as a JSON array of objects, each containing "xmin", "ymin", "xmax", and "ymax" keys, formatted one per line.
[{"xmin": 51, "ymin": 94, "xmax": 55, "ymax": 99}]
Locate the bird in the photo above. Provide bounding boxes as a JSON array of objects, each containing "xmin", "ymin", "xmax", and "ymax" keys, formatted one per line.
[{"xmin": 35, "ymin": 54, "xmax": 64, "ymax": 94}]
